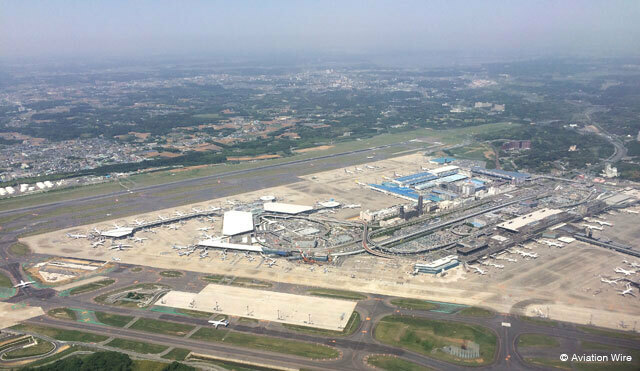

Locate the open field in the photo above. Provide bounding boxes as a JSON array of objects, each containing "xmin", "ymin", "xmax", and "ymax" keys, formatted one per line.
[
  {"xmin": 190, "ymin": 327, "xmax": 340, "ymax": 359},
  {"xmin": 106, "ymin": 338, "xmax": 168, "ymax": 354},
  {"xmin": 307, "ymin": 288, "xmax": 367, "ymax": 301},
  {"xmin": 517, "ymin": 334, "xmax": 560, "ymax": 348},
  {"xmin": 128, "ymin": 318, "xmax": 194, "ymax": 337},
  {"xmin": 282, "ymin": 311, "xmax": 361, "ymax": 337},
  {"xmin": 0, "ymin": 272, "xmax": 11, "ymax": 288},
  {"xmin": 161, "ymin": 348, "xmax": 191, "ymax": 361},
  {"xmin": 390, "ymin": 298, "xmax": 438, "ymax": 311},
  {"xmin": 366, "ymin": 355, "xmax": 433, "ymax": 371},
  {"xmin": 67, "ymin": 279, "xmax": 116, "ymax": 296},
  {"xmin": 374, "ymin": 315, "xmax": 497, "ymax": 366},
  {"xmin": 8, "ymin": 242, "xmax": 30, "ymax": 256},
  {"xmin": 94, "ymin": 311, "xmax": 134, "ymax": 327},
  {"xmin": 0, "ymin": 303, "xmax": 44, "ymax": 329},
  {"xmin": 10, "ymin": 324, "xmax": 108, "ymax": 343}
]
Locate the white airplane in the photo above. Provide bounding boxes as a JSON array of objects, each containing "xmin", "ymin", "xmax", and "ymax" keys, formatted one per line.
[
  {"xmin": 515, "ymin": 250, "xmax": 538, "ymax": 259},
  {"xmin": 586, "ymin": 218, "xmax": 612, "ymax": 226},
  {"xmin": 622, "ymin": 209, "xmax": 639, "ymax": 214},
  {"xmin": 600, "ymin": 277, "xmax": 619, "ymax": 286},
  {"xmin": 205, "ymin": 216, "xmax": 216, "ymax": 222},
  {"xmin": 112, "ymin": 223, "xmax": 123, "ymax": 229},
  {"xmin": 131, "ymin": 219, "xmax": 146, "ymax": 226},
  {"xmin": 199, "ymin": 251, "xmax": 209, "ymax": 259},
  {"xmin": 197, "ymin": 227, "xmax": 212, "ymax": 231},
  {"xmin": 470, "ymin": 266, "xmax": 486, "ymax": 275},
  {"xmin": 541, "ymin": 240, "xmax": 564, "ymax": 248},
  {"xmin": 157, "ymin": 215, "xmax": 168, "ymax": 221},
  {"xmin": 142, "ymin": 228, "xmax": 156, "ymax": 234},
  {"xmin": 165, "ymin": 224, "xmax": 180, "ymax": 230},
  {"xmin": 13, "ymin": 280, "xmax": 35, "ymax": 288},
  {"xmin": 109, "ymin": 243, "xmax": 133, "ymax": 251},
  {"xmin": 355, "ymin": 167, "xmax": 364, "ymax": 172},
  {"xmin": 365, "ymin": 165, "xmax": 376, "ymax": 169},
  {"xmin": 618, "ymin": 283, "xmax": 636, "ymax": 297},
  {"xmin": 615, "ymin": 267, "xmax": 636, "ymax": 276},
  {"xmin": 192, "ymin": 207, "xmax": 203, "ymax": 213},
  {"xmin": 201, "ymin": 233, "xmax": 214, "ymax": 240},
  {"xmin": 343, "ymin": 204, "xmax": 361, "ymax": 209},
  {"xmin": 112, "ymin": 257, "xmax": 121, "ymax": 262},
  {"xmin": 172, "ymin": 245, "xmax": 190, "ymax": 250},
  {"xmin": 623, "ymin": 260, "xmax": 640, "ymax": 269},
  {"xmin": 366, "ymin": 156, "xmax": 375, "ymax": 159},
  {"xmin": 267, "ymin": 260, "xmax": 277, "ymax": 268},
  {"xmin": 174, "ymin": 211, "xmax": 186, "ymax": 217},
  {"xmin": 178, "ymin": 250, "xmax": 194, "ymax": 256},
  {"xmin": 66, "ymin": 233, "xmax": 87, "ymax": 239},
  {"xmin": 131, "ymin": 237, "xmax": 147, "ymax": 243},
  {"xmin": 91, "ymin": 227, "xmax": 102, "ymax": 235},
  {"xmin": 208, "ymin": 206, "xmax": 221, "ymax": 212},
  {"xmin": 208, "ymin": 319, "xmax": 229, "ymax": 328},
  {"xmin": 582, "ymin": 224, "xmax": 603, "ymax": 231},
  {"xmin": 91, "ymin": 240, "xmax": 105, "ymax": 248},
  {"xmin": 344, "ymin": 169, "xmax": 353, "ymax": 174}
]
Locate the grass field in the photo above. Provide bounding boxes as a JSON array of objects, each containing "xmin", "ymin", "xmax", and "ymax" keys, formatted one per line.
[
  {"xmin": 161, "ymin": 347, "xmax": 191, "ymax": 361},
  {"xmin": 283, "ymin": 311, "xmax": 360, "ymax": 337},
  {"xmin": 200, "ymin": 274, "xmax": 272, "ymax": 288},
  {"xmin": 128, "ymin": 318, "xmax": 194, "ymax": 337},
  {"xmin": 69, "ymin": 279, "xmax": 115, "ymax": 296},
  {"xmin": 374, "ymin": 315, "xmax": 497, "ymax": 366},
  {"xmin": 132, "ymin": 359, "xmax": 171, "ymax": 371},
  {"xmin": 9, "ymin": 242, "xmax": 30, "ymax": 256},
  {"xmin": 577, "ymin": 325, "xmax": 640, "ymax": 341},
  {"xmin": 0, "ymin": 271, "xmax": 12, "ymax": 288},
  {"xmin": 517, "ymin": 333, "xmax": 560, "ymax": 348},
  {"xmin": 3, "ymin": 338, "xmax": 55, "ymax": 360},
  {"xmin": 94, "ymin": 311, "xmax": 134, "ymax": 327},
  {"xmin": 159, "ymin": 270, "xmax": 183, "ymax": 278},
  {"xmin": 131, "ymin": 267, "xmax": 143, "ymax": 272},
  {"xmin": 47, "ymin": 308, "xmax": 77, "ymax": 321},
  {"xmin": 190, "ymin": 328, "xmax": 340, "ymax": 359},
  {"xmin": 10, "ymin": 324, "xmax": 108, "ymax": 343},
  {"xmin": 367, "ymin": 355, "xmax": 433, "ymax": 371},
  {"xmin": 390, "ymin": 298, "xmax": 438, "ymax": 311},
  {"xmin": 106, "ymin": 338, "xmax": 168, "ymax": 354},
  {"xmin": 307, "ymin": 288, "xmax": 367, "ymax": 301},
  {"xmin": 518, "ymin": 315, "xmax": 559, "ymax": 328},
  {"xmin": 456, "ymin": 307, "xmax": 494, "ymax": 318},
  {"xmin": 524, "ymin": 342, "xmax": 640, "ymax": 371}
]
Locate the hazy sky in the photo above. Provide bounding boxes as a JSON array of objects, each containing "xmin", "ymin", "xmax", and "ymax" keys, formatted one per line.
[{"xmin": 1, "ymin": 0, "xmax": 639, "ymax": 60}]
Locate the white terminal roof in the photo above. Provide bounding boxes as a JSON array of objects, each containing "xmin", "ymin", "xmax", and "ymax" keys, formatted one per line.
[
  {"xmin": 497, "ymin": 208, "xmax": 562, "ymax": 232},
  {"xmin": 222, "ymin": 210, "xmax": 254, "ymax": 235},
  {"xmin": 197, "ymin": 239, "xmax": 263, "ymax": 252},
  {"xmin": 263, "ymin": 202, "xmax": 314, "ymax": 214},
  {"xmin": 430, "ymin": 165, "xmax": 459, "ymax": 175},
  {"xmin": 100, "ymin": 227, "xmax": 134, "ymax": 238}
]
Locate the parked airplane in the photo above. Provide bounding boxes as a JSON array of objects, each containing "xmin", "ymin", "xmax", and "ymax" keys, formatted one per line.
[
  {"xmin": 201, "ymin": 233, "xmax": 215, "ymax": 240},
  {"xmin": 13, "ymin": 280, "xmax": 35, "ymax": 288},
  {"xmin": 208, "ymin": 319, "xmax": 229, "ymax": 328},
  {"xmin": 174, "ymin": 211, "xmax": 186, "ymax": 217},
  {"xmin": 91, "ymin": 240, "xmax": 105, "ymax": 248},
  {"xmin": 66, "ymin": 233, "xmax": 87, "ymax": 239},
  {"xmin": 344, "ymin": 169, "xmax": 353, "ymax": 174},
  {"xmin": 109, "ymin": 244, "xmax": 133, "ymax": 251},
  {"xmin": 615, "ymin": 267, "xmax": 636, "ymax": 276},
  {"xmin": 622, "ymin": 209, "xmax": 639, "ymax": 214},
  {"xmin": 178, "ymin": 250, "xmax": 194, "ymax": 256},
  {"xmin": 157, "ymin": 215, "xmax": 168, "ymax": 221},
  {"xmin": 208, "ymin": 206, "xmax": 221, "ymax": 212},
  {"xmin": 131, "ymin": 237, "xmax": 147, "ymax": 243},
  {"xmin": 130, "ymin": 219, "xmax": 146, "ymax": 226},
  {"xmin": 623, "ymin": 260, "xmax": 640, "ymax": 269},
  {"xmin": 197, "ymin": 227, "xmax": 212, "ymax": 232},
  {"xmin": 172, "ymin": 245, "xmax": 190, "ymax": 250},
  {"xmin": 192, "ymin": 207, "xmax": 203, "ymax": 213},
  {"xmin": 355, "ymin": 167, "xmax": 364, "ymax": 172},
  {"xmin": 470, "ymin": 266, "xmax": 486, "ymax": 275},
  {"xmin": 365, "ymin": 165, "xmax": 376, "ymax": 169},
  {"xmin": 582, "ymin": 224, "xmax": 603, "ymax": 231},
  {"xmin": 199, "ymin": 251, "xmax": 209, "ymax": 259},
  {"xmin": 618, "ymin": 283, "xmax": 636, "ymax": 297},
  {"xmin": 91, "ymin": 227, "xmax": 102, "ymax": 235},
  {"xmin": 112, "ymin": 257, "xmax": 121, "ymax": 262},
  {"xmin": 343, "ymin": 204, "xmax": 361, "ymax": 209},
  {"xmin": 540, "ymin": 240, "xmax": 564, "ymax": 248},
  {"xmin": 585, "ymin": 218, "xmax": 612, "ymax": 226},
  {"xmin": 165, "ymin": 224, "xmax": 180, "ymax": 230},
  {"xmin": 600, "ymin": 277, "xmax": 619, "ymax": 286}
]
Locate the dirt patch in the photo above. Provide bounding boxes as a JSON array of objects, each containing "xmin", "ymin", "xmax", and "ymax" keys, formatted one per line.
[{"xmin": 294, "ymin": 145, "xmax": 335, "ymax": 153}]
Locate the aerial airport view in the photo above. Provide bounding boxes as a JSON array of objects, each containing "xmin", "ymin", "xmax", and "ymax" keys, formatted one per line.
[{"xmin": 1, "ymin": 1, "xmax": 640, "ymax": 370}]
